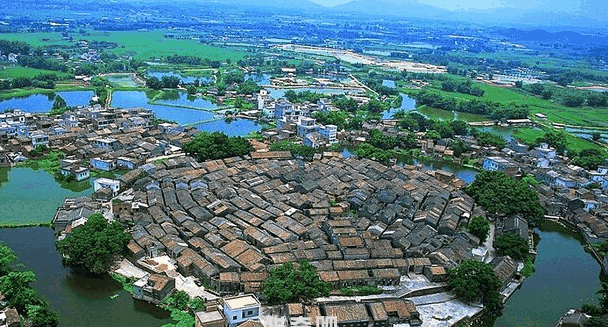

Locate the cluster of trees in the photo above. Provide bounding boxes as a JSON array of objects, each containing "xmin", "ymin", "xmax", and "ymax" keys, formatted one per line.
[
  {"xmin": 467, "ymin": 215, "xmax": 490, "ymax": 242},
  {"xmin": 471, "ymin": 129, "xmax": 506, "ymax": 148},
  {"xmin": 236, "ymin": 80, "xmax": 261, "ymax": 95},
  {"xmin": 183, "ymin": 132, "xmax": 253, "ymax": 162},
  {"xmin": 360, "ymin": 76, "xmax": 399, "ymax": 97},
  {"xmin": 166, "ymin": 55, "xmax": 221, "ymax": 68},
  {"xmin": 48, "ymin": 95, "xmax": 68, "ymax": 116},
  {"xmin": 0, "ymin": 243, "xmax": 59, "ymax": 327},
  {"xmin": 263, "ymin": 261, "xmax": 331, "ymax": 304},
  {"xmin": 269, "ymin": 141, "xmax": 318, "ymax": 158},
  {"xmin": 411, "ymin": 90, "xmax": 529, "ymax": 121},
  {"xmin": 493, "ymin": 233, "xmax": 530, "ymax": 260},
  {"xmin": 441, "ymin": 78, "xmax": 485, "ymax": 96},
  {"xmin": 222, "ymin": 71, "xmax": 245, "ymax": 85},
  {"xmin": 284, "ymin": 90, "xmax": 325, "ymax": 103},
  {"xmin": 368, "ymin": 129, "xmax": 417, "ymax": 150},
  {"xmin": 525, "ymin": 83, "xmax": 608, "ymax": 107},
  {"xmin": 466, "ymin": 171, "xmax": 545, "ymax": 225},
  {"xmin": 17, "ymin": 55, "xmax": 67, "ymax": 72},
  {"xmin": 0, "ymin": 73, "xmax": 59, "ymax": 90},
  {"xmin": 146, "ymin": 76, "xmax": 181, "ymax": 89},
  {"xmin": 0, "ymin": 39, "xmax": 31, "ymax": 55},
  {"xmin": 331, "ymin": 95, "xmax": 359, "ymax": 112},
  {"xmin": 313, "ymin": 111, "xmax": 362, "ymax": 131},
  {"xmin": 448, "ymin": 260, "xmax": 503, "ymax": 313},
  {"xmin": 572, "ymin": 148, "xmax": 607, "ymax": 170},
  {"xmin": 57, "ymin": 213, "xmax": 131, "ymax": 274}
]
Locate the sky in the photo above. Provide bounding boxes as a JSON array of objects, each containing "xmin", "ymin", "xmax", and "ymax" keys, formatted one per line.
[{"xmin": 308, "ymin": 0, "xmax": 606, "ymax": 13}]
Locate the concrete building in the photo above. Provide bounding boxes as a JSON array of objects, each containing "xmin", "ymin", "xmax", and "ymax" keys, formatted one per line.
[
  {"xmin": 94, "ymin": 178, "xmax": 121, "ymax": 195},
  {"xmin": 223, "ymin": 294, "xmax": 260, "ymax": 327},
  {"xmin": 196, "ymin": 310, "xmax": 227, "ymax": 327},
  {"xmin": 132, "ymin": 273, "xmax": 175, "ymax": 304}
]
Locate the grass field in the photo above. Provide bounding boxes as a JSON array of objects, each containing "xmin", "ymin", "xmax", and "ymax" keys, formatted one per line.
[
  {"xmin": 419, "ymin": 82, "xmax": 608, "ymax": 128},
  {"xmin": 0, "ymin": 66, "xmax": 72, "ymax": 79},
  {"xmin": 513, "ymin": 127, "xmax": 606, "ymax": 153},
  {"xmin": 0, "ymin": 30, "xmax": 248, "ymax": 61},
  {"xmin": 0, "ymin": 84, "xmax": 91, "ymax": 100},
  {"xmin": 86, "ymin": 30, "xmax": 247, "ymax": 61},
  {"xmin": 417, "ymin": 105, "xmax": 489, "ymax": 122}
]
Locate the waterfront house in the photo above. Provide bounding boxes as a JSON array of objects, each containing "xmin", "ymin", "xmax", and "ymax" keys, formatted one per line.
[
  {"xmin": 223, "ymin": 294, "xmax": 260, "ymax": 327},
  {"xmin": 90, "ymin": 157, "xmax": 116, "ymax": 171},
  {"xmin": 94, "ymin": 178, "xmax": 121, "ymax": 196},
  {"xmin": 60, "ymin": 165, "xmax": 90, "ymax": 181},
  {"xmin": 482, "ymin": 157, "xmax": 518, "ymax": 175},
  {"xmin": 132, "ymin": 273, "xmax": 175, "ymax": 304},
  {"xmin": 195, "ymin": 310, "xmax": 227, "ymax": 327},
  {"xmin": 30, "ymin": 132, "xmax": 49, "ymax": 148}
]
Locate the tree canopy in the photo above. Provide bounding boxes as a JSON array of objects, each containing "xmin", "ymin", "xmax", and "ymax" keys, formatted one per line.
[
  {"xmin": 183, "ymin": 132, "xmax": 254, "ymax": 162},
  {"xmin": 493, "ymin": 233, "xmax": 529, "ymax": 260},
  {"xmin": 466, "ymin": 171, "xmax": 545, "ymax": 225},
  {"xmin": 448, "ymin": 259, "xmax": 503, "ymax": 313},
  {"xmin": 263, "ymin": 261, "xmax": 331, "ymax": 304},
  {"xmin": 57, "ymin": 213, "xmax": 131, "ymax": 274},
  {"xmin": 467, "ymin": 215, "xmax": 490, "ymax": 242}
]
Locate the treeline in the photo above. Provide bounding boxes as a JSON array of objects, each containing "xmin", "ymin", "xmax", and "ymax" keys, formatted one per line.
[
  {"xmin": 0, "ymin": 73, "xmax": 58, "ymax": 90},
  {"xmin": 0, "ymin": 243, "xmax": 59, "ymax": 326},
  {"xmin": 523, "ymin": 83, "xmax": 608, "ymax": 108},
  {"xmin": 166, "ymin": 55, "xmax": 222, "ymax": 68},
  {"xmin": 17, "ymin": 55, "xmax": 67, "ymax": 72},
  {"xmin": 285, "ymin": 90, "xmax": 325, "ymax": 103},
  {"xmin": 312, "ymin": 111, "xmax": 362, "ymax": 131},
  {"xmin": 410, "ymin": 90, "xmax": 529, "ymax": 121},
  {"xmin": 146, "ymin": 76, "xmax": 181, "ymax": 89},
  {"xmin": 0, "ymin": 39, "xmax": 30, "ymax": 55},
  {"xmin": 359, "ymin": 76, "xmax": 399, "ymax": 97},
  {"xmin": 441, "ymin": 78, "xmax": 484, "ymax": 96}
]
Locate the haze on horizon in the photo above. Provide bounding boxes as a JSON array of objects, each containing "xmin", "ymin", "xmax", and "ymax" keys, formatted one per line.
[{"xmin": 308, "ymin": 0, "xmax": 607, "ymax": 15}]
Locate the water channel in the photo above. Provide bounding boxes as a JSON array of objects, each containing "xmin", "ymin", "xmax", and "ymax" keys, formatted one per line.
[{"xmin": 0, "ymin": 91, "xmax": 94, "ymax": 113}]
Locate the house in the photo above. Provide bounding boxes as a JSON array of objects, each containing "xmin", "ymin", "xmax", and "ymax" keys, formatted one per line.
[
  {"xmin": 60, "ymin": 165, "xmax": 90, "ymax": 181},
  {"xmin": 297, "ymin": 117, "xmax": 317, "ymax": 137},
  {"xmin": 530, "ymin": 143, "xmax": 556, "ymax": 159},
  {"xmin": 223, "ymin": 294, "xmax": 261, "ymax": 327},
  {"xmin": 117, "ymin": 157, "xmax": 139, "ymax": 170},
  {"xmin": 502, "ymin": 214, "xmax": 529, "ymax": 240},
  {"xmin": 0, "ymin": 307, "xmax": 20, "ymax": 327},
  {"xmin": 323, "ymin": 302, "xmax": 371, "ymax": 327},
  {"xmin": 94, "ymin": 178, "xmax": 121, "ymax": 196},
  {"xmin": 132, "ymin": 273, "xmax": 176, "ymax": 304},
  {"xmin": 30, "ymin": 132, "xmax": 49, "ymax": 147},
  {"xmin": 92, "ymin": 137, "xmax": 121, "ymax": 151},
  {"xmin": 90, "ymin": 157, "xmax": 116, "ymax": 171},
  {"xmin": 490, "ymin": 256, "xmax": 518, "ymax": 288},
  {"xmin": 482, "ymin": 157, "xmax": 518, "ymax": 175},
  {"xmin": 195, "ymin": 310, "xmax": 227, "ymax": 327},
  {"xmin": 557, "ymin": 309, "xmax": 589, "ymax": 327}
]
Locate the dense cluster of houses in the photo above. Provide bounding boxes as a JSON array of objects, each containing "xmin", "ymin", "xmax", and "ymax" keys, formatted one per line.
[
  {"xmin": 0, "ymin": 106, "xmax": 195, "ymax": 182},
  {"xmin": 51, "ymin": 148, "xmax": 534, "ymax": 327}
]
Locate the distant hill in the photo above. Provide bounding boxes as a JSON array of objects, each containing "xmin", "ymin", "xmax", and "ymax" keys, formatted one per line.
[{"xmin": 494, "ymin": 28, "xmax": 608, "ymax": 45}]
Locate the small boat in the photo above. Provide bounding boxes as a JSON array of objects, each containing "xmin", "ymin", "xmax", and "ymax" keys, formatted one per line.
[{"xmin": 110, "ymin": 294, "xmax": 119, "ymax": 299}]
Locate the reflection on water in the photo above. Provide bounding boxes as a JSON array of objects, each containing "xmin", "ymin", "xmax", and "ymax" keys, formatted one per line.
[{"xmin": 0, "ymin": 91, "xmax": 94, "ymax": 112}]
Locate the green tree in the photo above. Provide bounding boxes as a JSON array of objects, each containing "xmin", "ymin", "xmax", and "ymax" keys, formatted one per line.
[
  {"xmin": 52, "ymin": 95, "xmax": 67, "ymax": 110},
  {"xmin": 493, "ymin": 233, "xmax": 529, "ymax": 260},
  {"xmin": 183, "ymin": 132, "xmax": 254, "ymax": 162},
  {"xmin": 448, "ymin": 260, "xmax": 503, "ymax": 312},
  {"xmin": 467, "ymin": 215, "xmax": 490, "ymax": 242},
  {"xmin": 27, "ymin": 304, "xmax": 59, "ymax": 327},
  {"xmin": 466, "ymin": 171, "xmax": 545, "ymax": 225},
  {"xmin": 146, "ymin": 76, "xmax": 163, "ymax": 90},
  {"xmin": 592, "ymin": 132, "xmax": 601, "ymax": 142},
  {"xmin": 263, "ymin": 261, "xmax": 331, "ymax": 304},
  {"xmin": 585, "ymin": 316, "xmax": 606, "ymax": 327},
  {"xmin": 425, "ymin": 130, "xmax": 441, "ymax": 140},
  {"xmin": 0, "ymin": 271, "xmax": 41, "ymax": 312},
  {"xmin": 0, "ymin": 243, "xmax": 17, "ymax": 276},
  {"xmin": 57, "ymin": 213, "xmax": 131, "ymax": 274}
]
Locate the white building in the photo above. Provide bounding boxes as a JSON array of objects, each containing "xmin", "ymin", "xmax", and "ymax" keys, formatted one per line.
[
  {"xmin": 317, "ymin": 124, "xmax": 337, "ymax": 144},
  {"xmin": 94, "ymin": 178, "xmax": 121, "ymax": 196},
  {"xmin": 297, "ymin": 117, "xmax": 317, "ymax": 137},
  {"xmin": 223, "ymin": 294, "xmax": 260, "ymax": 327}
]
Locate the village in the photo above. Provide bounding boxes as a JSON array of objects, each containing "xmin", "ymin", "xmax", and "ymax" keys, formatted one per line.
[{"xmin": 0, "ymin": 81, "xmax": 606, "ymax": 327}]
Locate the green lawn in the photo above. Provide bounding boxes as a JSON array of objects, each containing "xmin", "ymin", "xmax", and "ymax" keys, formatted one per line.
[
  {"xmin": 417, "ymin": 105, "xmax": 488, "ymax": 122},
  {"xmin": 420, "ymin": 82, "xmax": 608, "ymax": 128},
  {"xmin": 513, "ymin": 127, "xmax": 606, "ymax": 153},
  {"xmin": 84, "ymin": 30, "xmax": 247, "ymax": 61},
  {"xmin": 0, "ymin": 66, "xmax": 72, "ymax": 79}
]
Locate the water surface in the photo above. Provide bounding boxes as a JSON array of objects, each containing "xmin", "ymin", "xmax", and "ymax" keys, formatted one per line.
[{"xmin": 0, "ymin": 91, "xmax": 94, "ymax": 113}]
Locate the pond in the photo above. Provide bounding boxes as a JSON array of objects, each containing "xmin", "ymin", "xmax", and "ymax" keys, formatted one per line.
[
  {"xmin": 111, "ymin": 91, "xmax": 216, "ymax": 125},
  {"xmin": 339, "ymin": 148, "xmax": 478, "ymax": 184},
  {"xmin": 382, "ymin": 80, "xmax": 396, "ymax": 88},
  {"xmin": 193, "ymin": 118, "xmax": 262, "ymax": 137},
  {"xmin": 565, "ymin": 127, "xmax": 608, "ymax": 142},
  {"xmin": 0, "ymin": 227, "xmax": 171, "ymax": 327},
  {"xmin": 265, "ymin": 87, "xmax": 363, "ymax": 100},
  {"xmin": 495, "ymin": 222, "xmax": 602, "ymax": 327},
  {"xmin": 245, "ymin": 73, "xmax": 272, "ymax": 85},
  {"xmin": 147, "ymin": 71, "xmax": 213, "ymax": 85},
  {"xmin": 382, "ymin": 93, "xmax": 417, "ymax": 119},
  {"xmin": 111, "ymin": 91, "xmax": 261, "ymax": 135},
  {"xmin": 105, "ymin": 74, "xmax": 141, "ymax": 88},
  {"xmin": 0, "ymin": 91, "xmax": 94, "ymax": 113},
  {"xmin": 0, "ymin": 167, "xmax": 92, "ymax": 226}
]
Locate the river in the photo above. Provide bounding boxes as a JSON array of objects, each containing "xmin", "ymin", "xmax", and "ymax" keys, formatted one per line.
[
  {"xmin": 495, "ymin": 222, "xmax": 602, "ymax": 327},
  {"xmin": 0, "ymin": 227, "xmax": 171, "ymax": 327}
]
